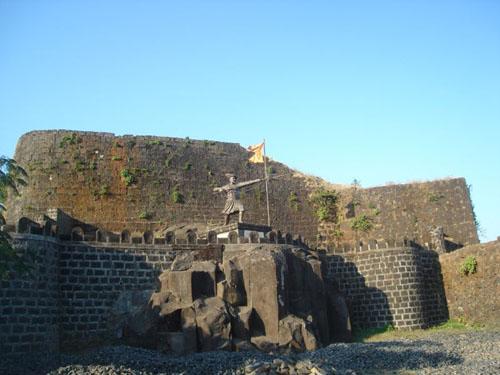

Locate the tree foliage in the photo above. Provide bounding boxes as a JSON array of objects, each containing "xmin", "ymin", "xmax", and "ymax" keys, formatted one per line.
[{"xmin": 0, "ymin": 156, "xmax": 29, "ymax": 279}]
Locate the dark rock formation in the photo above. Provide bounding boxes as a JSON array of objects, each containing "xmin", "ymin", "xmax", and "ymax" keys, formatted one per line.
[{"xmin": 112, "ymin": 244, "xmax": 352, "ymax": 353}]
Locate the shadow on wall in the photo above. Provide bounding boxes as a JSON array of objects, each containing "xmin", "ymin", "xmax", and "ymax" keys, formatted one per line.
[
  {"xmin": 57, "ymin": 244, "xmax": 175, "ymax": 350},
  {"xmin": 418, "ymin": 251, "xmax": 449, "ymax": 327},
  {"xmin": 322, "ymin": 254, "xmax": 394, "ymax": 330}
]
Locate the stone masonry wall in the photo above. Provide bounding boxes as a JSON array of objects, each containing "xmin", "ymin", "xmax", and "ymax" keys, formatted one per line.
[
  {"xmin": 59, "ymin": 242, "xmax": 223, "ymax": 348},
  {"xmin": 439, "ymin": 240, "xmax": 500, "ymax": 327},
  {"xmin": 318, "ymin": 178, "xmax": 479, "ymax": 249},
  {"xmin": 1, "ymin": 233, "xmax": 451, "ymax": 356},
  {"xmin": 0, "ymin": 235, "xmax": 60, "ymax": 354},
  {"xmin": 6, "ymin": 131, "xmax": 478, "ymax": 248},
  {"xmin": 323, "ymin": 246, "xmax": 448, "ymax": 330},
  {"xmin": 6, "ymin": 130, "xmax": 324, "ymax": 242}
]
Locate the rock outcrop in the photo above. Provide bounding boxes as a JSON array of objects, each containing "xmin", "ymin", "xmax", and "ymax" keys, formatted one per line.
[{"xmin": 112, "ymin": 244, "xmax": 352, "ymax": 353}]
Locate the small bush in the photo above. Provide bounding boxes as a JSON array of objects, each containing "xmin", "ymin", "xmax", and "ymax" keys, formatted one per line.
[
  {"xmin": 138, "ymin": 211, "xmax": 152, "ymax": 220},
  {"xmin": 428, "ymin": 192, "xmax": 445, "ymax": 203},
  {"xmin": 288, "ymin": 192, "xmax": 300, "ymax": 211},
  {"xmin": 96, "ymin": 185, "xmax": 110, "ymax": 197},
  {"xmin": 333, "ymin": 227, "xmax": 344, "ymax": 240},
  {"xmin": 183, "ymin": 162, "xmax": 192, "ymax": 171},
  {"xmin": 459, "ymin": 255, "xmax": 477, "ymax": 276},
  {"xmin": 59, "ymin": 133, "xmax": 81, "ymax": 148},
  {"xmin": 120, "ymin": 169, "xmax": 136, "ymax": 186},
  {"xmin": 74, "ymin": 160, "xmax": 86, "ymax": 172},
  {"xmin": 147, "ymin": 140, "xmax": 163, "ymax": 146},
  {"xmin": 310, "ymin": 189, "xmax": 339, "ymax": 222},
  {"xmin": 350, "ymin": 214, "xmax": 373, "ymax": 232},
  {"xmin": 170, "ymin": 189, "xmax": 184, "ymax": 204}
]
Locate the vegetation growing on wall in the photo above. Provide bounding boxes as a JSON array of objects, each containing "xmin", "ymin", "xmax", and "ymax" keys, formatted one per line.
[
  {"xmin": 120, "ymin": 169, "xmax": 136, "ymax": 186},
  {"xmin": 59, "ymin": 133, "xmax": 82, "ymax": 148},
  {"xmin": 459, "ymin": 255, "xmax": 477, "ymax": 276},
  {"xmin": 94, "ymin": 185, "xmax": 110, "ymax": 198},
  {"xmin": 309, "ymin": 189, "xmax": 339, "ymax": 222},
  {"xmin": 183, "ymin": 162, "xmax": 192, "ymax": 171},
  {"xmin": 428, "ymin": 192, "xmax": 445, "ymax": 203},
  {"xmin": 350, "ymin": 214, "xmax": 373, "ymax": 232},
  {"xmin": 138, "ymin": 211, "xmax": 153, "ymax": 220},
  {"xmin": 170, "ymin": 187, "xmax": 185, "ymax": 204},
  {"xmin": 288, "ymin": 192, "xmax": 300, "ymax": 211}
]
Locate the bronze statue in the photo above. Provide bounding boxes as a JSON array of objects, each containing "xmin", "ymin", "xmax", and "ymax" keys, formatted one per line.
[{"xmin": 213, "ymin": 173, "xmax": 265, "ymax": 225}]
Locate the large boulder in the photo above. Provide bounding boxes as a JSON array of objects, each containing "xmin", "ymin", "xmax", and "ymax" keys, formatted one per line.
[
  {"xmin": 278, "ymin": 315, "xmax": 319, "ymax": 352},
  {"xmin": 224, "ymin": 245, "xmax": 287, "ymax": 342},
  {"xmin": 284, "ymin": 248, "xmax": 330, "ymax": 345},
  {"xmin": 193, "ymin": 297, "xmax": 232, "ymax": 351}
]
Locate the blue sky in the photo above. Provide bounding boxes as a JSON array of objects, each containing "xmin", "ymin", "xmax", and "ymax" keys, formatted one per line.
[{"xmin": 1, "ymin": 1, "xmax": 499, "ymax": 241}]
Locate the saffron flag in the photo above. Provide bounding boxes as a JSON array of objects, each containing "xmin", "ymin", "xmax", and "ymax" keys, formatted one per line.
[{"xmin": 247, "ymin": 142, "xmax": 265, "ymax": 163}]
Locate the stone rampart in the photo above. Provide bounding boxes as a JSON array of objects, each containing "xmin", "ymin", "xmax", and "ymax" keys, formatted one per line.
[
  {"xmin": 5, "ymin": 131, "xmax": 479, "ymax": 248},
  {"xmin": 323, "ymin": 244, "xmax": 448, "ymax": 329},
  {"xmin": 0, "ymin": 235, "xmax": 60, "ymax": 354},
  {"xmin": 439, "ymin": 240, "xmax": 500, "ymax": 327}
]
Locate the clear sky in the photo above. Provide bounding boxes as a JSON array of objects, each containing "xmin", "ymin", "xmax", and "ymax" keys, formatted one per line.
[{"xmin": 0, "ymin": 1, "xmax": 499, "ymax": 241}]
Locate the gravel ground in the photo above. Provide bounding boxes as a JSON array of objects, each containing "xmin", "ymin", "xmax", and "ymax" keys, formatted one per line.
[{"xmin": 1, "ymin": 330, "xmax": 498, "ymax": 375}]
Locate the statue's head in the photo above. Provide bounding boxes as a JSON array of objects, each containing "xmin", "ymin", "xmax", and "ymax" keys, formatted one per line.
[{"xmin": 225, "ymin": 173, "xmax": 237, "ymax": 183}]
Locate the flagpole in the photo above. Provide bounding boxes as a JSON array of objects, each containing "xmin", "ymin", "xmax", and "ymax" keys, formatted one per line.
[{"xmin": 262, "ymin": 139, "xmax": 271, "ymax": 226}]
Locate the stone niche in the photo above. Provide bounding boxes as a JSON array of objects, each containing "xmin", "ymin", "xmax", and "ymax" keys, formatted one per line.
[{"xmin": 110, "ymin": 243, "xmax": 351, "ymax": 354}]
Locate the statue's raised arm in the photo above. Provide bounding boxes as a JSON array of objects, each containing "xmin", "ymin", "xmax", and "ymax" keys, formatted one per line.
[
  {"xmin": 234, "ymin": 178, "xmax": 263, "ymax": 189},
  {"xmin": 213, "ymin": 174, "xmax": 265, "ymax": 225}
]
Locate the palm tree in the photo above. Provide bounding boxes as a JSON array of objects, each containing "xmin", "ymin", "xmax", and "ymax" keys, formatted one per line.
[{"xmin": 0, "ymin": 156, "xmax": 28, "ymax": 279}]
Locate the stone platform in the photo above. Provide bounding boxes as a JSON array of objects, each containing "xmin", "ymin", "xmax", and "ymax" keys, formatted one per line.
[{"xmin": 199, "ymin": 222, "xmax": 272, "ymax": 241}]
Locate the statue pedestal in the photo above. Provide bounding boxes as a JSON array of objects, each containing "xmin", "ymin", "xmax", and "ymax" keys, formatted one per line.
[{"xmin": 201, "ymin": 222, "xmax": 272, "ymax": 242}]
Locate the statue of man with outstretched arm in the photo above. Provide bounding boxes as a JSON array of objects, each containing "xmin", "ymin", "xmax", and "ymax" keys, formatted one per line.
[{"xmin": 213, "ymin": 173, "xmax": 265, "ymax": 225}]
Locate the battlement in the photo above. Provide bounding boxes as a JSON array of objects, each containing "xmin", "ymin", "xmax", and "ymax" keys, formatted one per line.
[
  {"xmin": 5, "ymin": 211, "xmax": 306, "ymax": 248},
  {"xmin": 321, "ymin": 237, "xmax": 449, "ymax": 254}
]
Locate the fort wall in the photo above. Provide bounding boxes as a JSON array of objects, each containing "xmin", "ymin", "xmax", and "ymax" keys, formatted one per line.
[
  {"xmin": 6, "ymin": 131, "xmax": 478, "ymax": 248},
  {"xmin": 323, "ymin": 245, "xmax": 448, "ymax": 329},
  {"xmin": 1, "ymin": 231, "xmax": 450, "ymax": 354},
  {"xmin": 439, "ymin": 240, "xmax": 500, "ymax": 327},
  {"xmin": 0, "ymin": 235, "xmax": 60, "ymax": 354},
  {"xmin": 318, "ymin": 178, "xmax": 478, "ymax": 250}
]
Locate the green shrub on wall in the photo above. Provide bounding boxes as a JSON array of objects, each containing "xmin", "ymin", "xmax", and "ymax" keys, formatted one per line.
[
  {"xmin": 310, "ymin": 189, "xmax": 339, "ymax": 222},
  {"xmin": 120, "ymin": 169, "xmax": 136, "ymax": 186},
  {"xmin": 138, "ymin": 211, "xmax": 152, "ymax": 220},
  {"xmin": 170, "ymin": 188, "xmax": 185, "ymax": 204},
  {"xmin": 459, "ymin": 255, "xmax": 477, "ymax": 276},
  {"xmin": 350, "ymin": 214, "xmax": 373, "ymax": 232}
]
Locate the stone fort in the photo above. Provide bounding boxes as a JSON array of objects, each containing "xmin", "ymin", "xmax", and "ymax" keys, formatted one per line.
[{"xmin": 0, "ymin": 130, "xmax": 479, "ymax": 355}]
